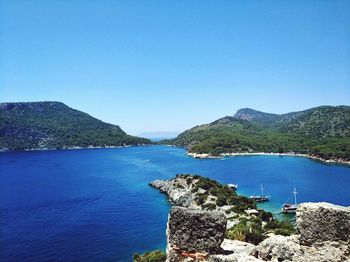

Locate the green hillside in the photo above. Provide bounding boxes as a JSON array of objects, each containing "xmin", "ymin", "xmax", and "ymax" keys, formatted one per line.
[
  {"xmin": 166, "ymin": 106, "xmax": 350, "ymax": 160},
  {"xmin": 0, "ymin": 102, "xmax": 151, "ymax": 150}
]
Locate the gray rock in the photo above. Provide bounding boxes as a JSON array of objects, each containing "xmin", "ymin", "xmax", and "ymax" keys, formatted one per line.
[
  {"xmin": 209, "ymin": 254, "xmax": 263, "ymax": 262},
  {"xmin": 294, "ymin": 240, "xmax": 350, "ymax": 262},
  {"xmin": 167, "ymin": 206, "xmax": 227, "ymax": 254},
  {"xmin": 256, "ymin": 235, "xmax": 301, "ymax": 262},
  {"xmin": 150, "ymin": 179, "xmax": 194, "ymax": 207},
  {"xmin": 220, "ymin": 239, "xmax": 256, "ymax": 255},
  {"xmin": 208, "ymin": 239, "xmax": 261, "ymax": 262},
  {"xmin": 297, "ymin": 202, "xmax": 350, "ymax": 245}
]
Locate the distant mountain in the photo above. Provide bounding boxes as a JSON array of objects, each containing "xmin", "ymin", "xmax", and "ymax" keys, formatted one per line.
[
  {"xmin": 166, "ymin": 106, "xmax": 350, "ymax": 160},
  {"xmin": 138, "ymin": 131, "xmax": 181, "ymax": 139},
  {"xmin": 0, "ymin": 102, "xmax": 151, "ymax": 151}
]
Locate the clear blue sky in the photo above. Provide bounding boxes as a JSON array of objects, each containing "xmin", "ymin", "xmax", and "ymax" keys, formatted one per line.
[{"xmin": 1, "ymin": 0, "xmax": 349, "ymax": 135}]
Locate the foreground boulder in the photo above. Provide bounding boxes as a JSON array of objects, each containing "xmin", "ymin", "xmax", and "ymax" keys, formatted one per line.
[
  {"xmin": 256, "ymin": 235, "xmax": 301, "ymax": 261},
  {"xmin": 297, "ymin": 202, "xmax": 350, "ymax": 245},
  {"xmin": 168, "ymin": 207, "xmax": 227, "ymax": 254},
  {"xmin": 254, "ymin": 203, "xmax": 350, "ymax": 262}
]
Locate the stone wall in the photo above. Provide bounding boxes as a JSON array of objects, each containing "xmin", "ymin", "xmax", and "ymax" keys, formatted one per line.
[{"xmin": 165, "ymin": 202, "xmax": 350, "ymax": 262}]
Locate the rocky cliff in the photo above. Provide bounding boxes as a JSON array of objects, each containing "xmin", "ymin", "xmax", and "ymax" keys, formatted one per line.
[
  {"xmin": 150, "ymin": 175, "xmax": 350, "ymax": 262},
  {"xmin": 150, "ymin": 174, "xmax": 286, "ymax": 235}
]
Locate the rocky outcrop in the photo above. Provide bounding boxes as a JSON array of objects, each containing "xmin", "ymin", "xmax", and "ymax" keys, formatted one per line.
[
  {"xmin": 152, "ymin": 176, "xmax": 350, "ymax": 261},
  {"xmin": 165, "ymin": 201, "xmax": 350, "ymax": 261},
  {"xmin": 150, "ymin": 179, "xmax": 194, "ymax": 207},
  {"xmin": 296, "ymin": 202, "xmax": 350, "ymax": 245}
]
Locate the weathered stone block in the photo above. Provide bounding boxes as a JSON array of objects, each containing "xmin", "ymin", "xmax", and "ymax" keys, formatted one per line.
[
  {"xmin": 296, "ymin": 202, "xmax": 350, "ymax": 245},
  {"xmin": 167, "ymin": 206, "xmax": 227, "ymax": 254}
]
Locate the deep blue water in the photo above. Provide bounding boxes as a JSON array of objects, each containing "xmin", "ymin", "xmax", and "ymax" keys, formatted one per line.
[{"xmin": 1, "ymin": 145, "xmax": 350, "ymax": 262}]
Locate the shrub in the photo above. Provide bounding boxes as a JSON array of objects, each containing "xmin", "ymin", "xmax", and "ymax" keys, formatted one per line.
[
  {"xmin": 186, "ymin": 177, "xmax": 193, "ymax": 185},
  {"xmin": 175, "ymin": 183, "xmax": 184, "ymax": 189},
  {"xmin": 259, "ymin": 210, "xmax": 273, "ymax": 222},
  {"xmin": 227, "ymin": 228, "xmax": 245, "ymax": 241},
  {"xmin": 274, "ymin": 228, "xmax": 293, "ymax": 236},
  {"xmin": 133, "ymin": 250, "xmax": 166, "ymax": 262},
  {"xmin": 227, "ymin": 217, "xmax": 267, "ymax": 245},
  {"xmin": 195, "ymin": 195, "xmax": 207, "ymax": 205},
  {"xmin": 216, "ymin": 196, "xmax": 227, "ymax": 206},
  {"xmin": 202, "ymin": 203, "xmax": 216, "ymax": 211},
  {"xmin": 265, "ymin": 219, "xmax": 296, "ymax": 236}
]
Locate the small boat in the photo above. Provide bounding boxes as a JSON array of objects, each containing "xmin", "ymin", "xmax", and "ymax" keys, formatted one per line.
[
  {"xmin": 282, "ymin": 187, "xmax": 298, "ymax": 213},
  {"xmin": 250, "ymin": 184, "xmax": 270, "ymax": 202},
  {"xmin": 228, "ymin": 184, "xmax": 238, "ymax": 190}
]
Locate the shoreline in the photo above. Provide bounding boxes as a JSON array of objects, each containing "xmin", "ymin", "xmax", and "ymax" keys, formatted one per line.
[
  {"xmin": 0, "ymin": 144, "xmax": 151, "ymax": 153},
  {"xmin": 187, "ymin": 151, "xmax": 350, "ymax": 165},
  {"xmin": 2, "ymin": 144, "xmax": 349, "ymax": 166}
]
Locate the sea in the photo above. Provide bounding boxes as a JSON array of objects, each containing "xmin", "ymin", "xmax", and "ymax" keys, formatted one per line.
[{"xmin": 1, "ymin": 145, "xmax": 349, "ymax": 261}]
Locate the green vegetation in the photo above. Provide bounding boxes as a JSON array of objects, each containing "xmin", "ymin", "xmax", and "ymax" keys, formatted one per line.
[
  {"xmin": 190, "ymin": 176, "xmax": 256, "ymax": 211},
  {"xmin": 227, "ymin": 218, "xmax": 266, "ymax": 245},
  {"xmin": 133, "ymin": 250, "xmax": 166, "ymax": 262},
  {"xmin": 226, "ymin": 216, "xmax": 295, "ymax": 245},
  {"xmin": 165, "ymin": 106, "xmax": 350, "ymax": 160},
  {"xmin": 0, "ymin": 102, "xmax": 151, "ymax": 150},
  {"xmin": 202, "ymin": 203, "xmax": 217, "ymax": 211},
  {"xmin": 265, "ymin": 219, "xmax": 296, "ymax": 236}
]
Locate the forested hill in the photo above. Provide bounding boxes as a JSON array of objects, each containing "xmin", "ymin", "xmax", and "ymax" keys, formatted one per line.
[
  {"xmin": 165, "ymin": 106, "xmax": 350, "ymax": 160},
  {"xmin": 0, "ymin": 102, "xmax": 151, "ymax": 151}
]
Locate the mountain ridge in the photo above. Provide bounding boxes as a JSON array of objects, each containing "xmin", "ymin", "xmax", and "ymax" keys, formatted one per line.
[
  {"xmin": 165, "ymin": 105, "xmax": 350, "ymax": 161},
  {"xmin": 0, "ymin": 101, "xmax": 151, "ymax": 151}
]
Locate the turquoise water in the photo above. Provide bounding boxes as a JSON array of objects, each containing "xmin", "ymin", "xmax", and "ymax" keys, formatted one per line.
[{"xmin": 1, "ymin": 145, "xmax": 350, "ymax": 261}]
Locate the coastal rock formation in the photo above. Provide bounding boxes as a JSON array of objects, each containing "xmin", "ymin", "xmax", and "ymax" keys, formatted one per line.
[
  {"xmin": 150, "ymin": 175, "xmax": 350, "ymax": 261},
  {"xmin": 167, "ymin": 207, "xmax": 226, "ymax": 254},
  {"xmin": 150, "ymin": 179, "xmax": 194, "ymax": 207},
  {"xmin": 297, "ymin": 202, "xmax": 350, "ymax": 245},
  {"xmin": 153, "ymin": 176, "xmax": 350, "ymax": 261}
]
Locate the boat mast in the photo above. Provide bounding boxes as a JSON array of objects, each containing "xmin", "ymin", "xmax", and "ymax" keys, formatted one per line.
[
  {"xmin": 261, "ymin": 184, "xmax": 264, "ymax": 196},
  {"xmin": 293, "ymin": 187, "xmax": 298, "ymax": 205}
]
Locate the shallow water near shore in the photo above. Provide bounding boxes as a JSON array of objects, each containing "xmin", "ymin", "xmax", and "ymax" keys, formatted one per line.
[{"xmin": 1, "ymin": 145, "xmax": 350, "ymax": 261}]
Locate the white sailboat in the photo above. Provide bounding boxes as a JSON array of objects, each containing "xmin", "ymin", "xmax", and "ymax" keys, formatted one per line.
[
  {"xmin": 228, "ymin": 184, "xmax": 238, "ymax": 190},
  {"xmin": 250, "ymin": 184, "xmax": 270, "ymax": 202},
  {"xmin": 282, "ymin": 187, "xmax": 298, "ymax": 213}
]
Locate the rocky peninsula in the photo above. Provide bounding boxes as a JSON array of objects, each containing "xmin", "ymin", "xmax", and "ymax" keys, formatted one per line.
[{"xmin": 147, "ymin": 175, "xmax": 350, "ymax": 262}]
